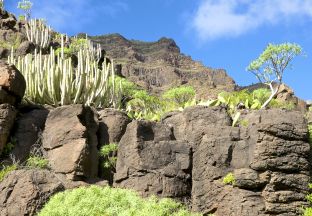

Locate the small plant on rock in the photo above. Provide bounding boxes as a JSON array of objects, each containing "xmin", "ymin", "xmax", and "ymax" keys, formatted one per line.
[
  {"xmin": 26, "ymin": 155, "xmax": 49, "ymax": 169},
  {"xmin": 0, "ymin": 164, "xmax": 17, "ymax": 182},
  {"xmin": 303, "ymin": 184, "xmax": 312, "ymax": 215},
  {"xmin": 223, "ymin": 172, "xmax": 235, "ymax": 185},
  {"xmin": 308, "ymin": 124, "xmax": 312, "ymax": 144},
  {"xmin": 99, "ymin": 143, "xmax": 118, "ymax": 170},
  {"xmin": 0, "ymin": 137, "xmax": 16, "ymax": 158}
]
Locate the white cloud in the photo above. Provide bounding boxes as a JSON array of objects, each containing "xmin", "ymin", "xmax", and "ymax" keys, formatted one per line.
[
  {"xmin": 30, "ymin": 0, "xmax": 128, "ymax": 34},
  {"xmin": 191, "ymin": 0, "xmax": 312, "ymax": 41}
]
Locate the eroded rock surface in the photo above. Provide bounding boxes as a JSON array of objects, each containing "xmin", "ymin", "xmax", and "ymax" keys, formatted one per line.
[
  {"xmin": 42, "ymin": 105, "xmax": 99, "ymax": 180},
  {"xmin": 11, "ymin": 107, "xmax": 49, "ymax": 162},
  {"xmin": 0, "ymin": 104, "xmax": 16, "ymax": 154},
  {"xmin": 0, "ymin": 61, "xmax": 26, "ymax": 104},
  {"xmin": 114, "ymin": 106, "xmax": 310, "ymax": 216},
  {"xmin": 114, "ymin": 120, "xmax": 192, "ymax": 200},
  {"xmin": 0, "ymin": 169, "xmax": 64, "ymax": 216},
  {"xmin": 97, "ymin": 108, "xmax": 131, "ymax": 145},
  {"xmin": 90, "ymin": 34, "xmax": 236, "ymax": 99}
]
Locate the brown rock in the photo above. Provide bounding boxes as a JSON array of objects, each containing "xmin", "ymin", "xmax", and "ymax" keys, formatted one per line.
[
  {"xmin": 11, "ymin": 108, "xmax": 49, "ymax": 162},
  {"xmin": 163, "ymin": 107, "xmax": 310, "ymax": 215},
  {"xmin": 42, "ymin": 105, "xmax": 99, "ymax": 180},
  {"xmin": 97, "ymin": 108, "xmax": 131, "ymax": 145},
  {"xmin": 90, "ymin": 34, "xmax": 236, "ymax": 99},
  {"xmin": 0, "ymin": 61, "xmax": 26, "ymax": 101},
  {"xmin": 16, "ymin": 40, "xmax": 36, "ymax": 56},
  {"xmin": 0, "ymin": 169, "xmax": 64, "ymax": 216},
  {"xmin": 114, "ymin": 120, "xmax": 192, "ymax": 199},
  {"xmin": 0, "ymin": 104, "xmax": 16, "ymax": 154}
]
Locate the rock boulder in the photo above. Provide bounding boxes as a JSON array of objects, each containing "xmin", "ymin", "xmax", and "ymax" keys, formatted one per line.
[{"xmin": 42, "ymin": 105, "xmax": 99, "ymax": 180}]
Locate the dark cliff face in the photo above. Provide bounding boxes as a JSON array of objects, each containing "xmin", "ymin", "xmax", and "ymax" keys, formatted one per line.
[{"xmin": 90, "ymin": 33, "xmax": 236, "ymax": 99}]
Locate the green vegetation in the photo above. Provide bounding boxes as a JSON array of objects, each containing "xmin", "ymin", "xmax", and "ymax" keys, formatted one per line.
[
  {"xmin": 240, "ymin": 119, "xmax": 249, "ymax": 127},
  {"xmin": 222, "ymin": 172, "xmax": 235, "ymax": 185},
  {"xmin": 162, "ymin": 86, "xmax": 196, "ymax": 108},
  {"xmin": 55, "ymin": 37, "xmax": 89, "ymax": 57},
  {"xmin": 199, "ymin": 88, "xmax": 295, "ymax": 127},
  {"xmin": 26, "ymin": 155, "xmax": 49, "ymax": 169},
  {"xmin": 126, "ymin": 90, "xmax": 163, "ymax": 121},
  {"xmin": 99, "ymin": 143, "xmax": 118, "ymax": 169},
  {"xmin": 39, "ymin": 185, "xmax": 202, "ymax": 216},
  {"xmin": 247, "ymin": 43, "xmax": 302, "ymax": 108},
  {"xmin": 17, "ymin": 0, "xmax": 32, "ymax": 20},
  {"xmin": 0, "ymin": 34, "xmax": 22, "ymax": 50},
  {"xmin": 0, "ymin": 138, "xmax": 16, "ymax": 158},
  {"xmin": 0, "ymin": 0, "xmax": 4, "ymax": 10},
  {"xmin": 0, "ymin": 164, "xmax": 17, "ymax": 182},
  {"xmin": 303, "ymin": 184, "xmax": 312, "ymax": 215},
  {"xmin": 308, "ymin": 124, "xmax": 312, "ymax": 144},
  {"xmin": 8, "ymin": 35, "xmax": 117, "ymax": 108},
  {"xmin": 125, "ymin": 85, "xmax": 196, "ymax": 121}
]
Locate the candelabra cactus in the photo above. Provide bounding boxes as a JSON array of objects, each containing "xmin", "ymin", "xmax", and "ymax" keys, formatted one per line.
[
  {"xmin": 25, "ymin": 19, "xmax": 52, "ymax": 49},
  {"xmin": 8, "ymin": 35, "xmax": 118, "ymax": 108}
]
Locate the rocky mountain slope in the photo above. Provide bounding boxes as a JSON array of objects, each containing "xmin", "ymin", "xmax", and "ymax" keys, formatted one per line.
[
  {"xmin": 0, "ymin": 61, "xmax": 311, "ymax": 215},
  {"xmin": 90, "ymin": 34, "xmax": 236, "ymax": 99}
]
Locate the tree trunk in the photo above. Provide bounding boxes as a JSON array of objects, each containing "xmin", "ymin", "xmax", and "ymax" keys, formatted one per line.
[{"xmin": 261, "ymin": 83, "xmax": 280, "ymax": 109}]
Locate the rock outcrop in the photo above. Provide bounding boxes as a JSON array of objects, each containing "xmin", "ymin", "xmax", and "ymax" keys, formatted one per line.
[
  {"xmin": 97, "ymin": 108, "xmax": 131, "ymax": 145},
  {"xmin": 0, "ymin": 169, "xmax": 64, "ymax": 216},
  {"xmin": 90, "ymin": 34, "xmax": 236, "ymax": 99},
  {"xmin": 42, "ymin": 105, "xmax": 99, "ymax": 180},
  {"xmin": 0, "ymin": 104, "xmax": 16, "ymax": 154},
  {"xmin": 10, "ymin": 107, "xmax": 49, "ymax": 162},
  {"xmin": 114, "ymin": 106, "xmax": 310, "ymax": 216},
  {"xmin": 0, "ymin": 9, "xmax": 33, "ymax": 59},
  {"xmin": 0, "ymin": 61, "xmax": 26, "ymax": 105},
  {"xmin": 114, "ymin": 120, "xmax": 192, "ymax": 200}
]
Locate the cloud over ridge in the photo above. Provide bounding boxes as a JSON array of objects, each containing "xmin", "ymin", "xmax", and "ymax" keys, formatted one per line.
[{"xmin": 191, "ymin": 0, "xmax": 312, "ymax": 41}]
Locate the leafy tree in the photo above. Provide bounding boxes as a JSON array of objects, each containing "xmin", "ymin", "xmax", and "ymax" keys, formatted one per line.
[
  {"xmin": 247, "ymin": 43, "xmax": 302, "ymax": 108},
  {"xmin": 17, "ymin": 0, "xmax": 33, "ymax": 20}
]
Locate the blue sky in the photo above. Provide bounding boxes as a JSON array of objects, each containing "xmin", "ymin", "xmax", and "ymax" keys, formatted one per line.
[{"xmin": 6, "ymin": 0, "xmax": 312, "ymax": 100}]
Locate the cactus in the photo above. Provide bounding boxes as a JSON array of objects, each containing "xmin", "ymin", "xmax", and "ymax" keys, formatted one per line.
[
  {"xmin": 8, "ymin": 35, "xmax": 118, "ymax": 108},
  {"xmin": 25, "ymin": 19, "xmax": 51, "ymax": 49}
]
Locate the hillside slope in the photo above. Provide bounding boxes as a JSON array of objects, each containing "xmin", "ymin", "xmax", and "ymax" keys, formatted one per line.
[{"xmin": 90, "ymin": 33, "xmax": 236, "ymax": 99}]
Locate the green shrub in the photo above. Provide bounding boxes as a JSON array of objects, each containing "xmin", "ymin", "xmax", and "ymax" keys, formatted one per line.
[
  {"xmin": 39, "ymin": 185, "xmax": 202, "ymax": 216},
  {"xmin": 0, "ymin": 164, "xmax": 17, "ymax": 182},
  {"xmin": 26, "ymin": 155, "xmax": 49, "ymax": 169},
  {"xmin": 308, "ymin": 124, "xmax": 312, "ymax": 144},
  {"xmin": 223, "ymin": 172, "xmax": 235, "ymax": 185},
  {"xmin": 126, "ymin": 90, "xmax": 163, "ymax": 121},
  {"xmin": 162, "ymin": 86, "xmax": 196, "ymax": 108},
  {"xmin": 303, "ymin": 184, "xmax": 312, "ymax": 215},
  {"xmin": 99, "ymin": 143, "xmax": 118, "ymax": 169},
  {"xmin": 0, "ymin": 137, "xmax": 16, "ymax": 158}
]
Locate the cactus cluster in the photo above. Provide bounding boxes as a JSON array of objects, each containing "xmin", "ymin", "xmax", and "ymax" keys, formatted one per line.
[
  {"xmin": 25, "ymin": 19, "xmax": 51, "ymax": 49},
  {"xmin": 8, "ymin": 35, "xmax": 117, "ymax": 108}
]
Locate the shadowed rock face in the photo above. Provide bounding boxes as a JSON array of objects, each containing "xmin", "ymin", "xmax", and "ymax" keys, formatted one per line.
[
  {"xmin": 0, "ymin": 169, "xmax": 64, "ymax": 216},
  {"xmin": 90, "ymin": 34, "xmax": 236, "ymax": 99},
  {"xmin": 116, "ymin": 106, "xmax": 310, "ymax": 216},
  {"xmin": 42, "ymin": 105, "xmax": 99, "ymax": 180}
]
